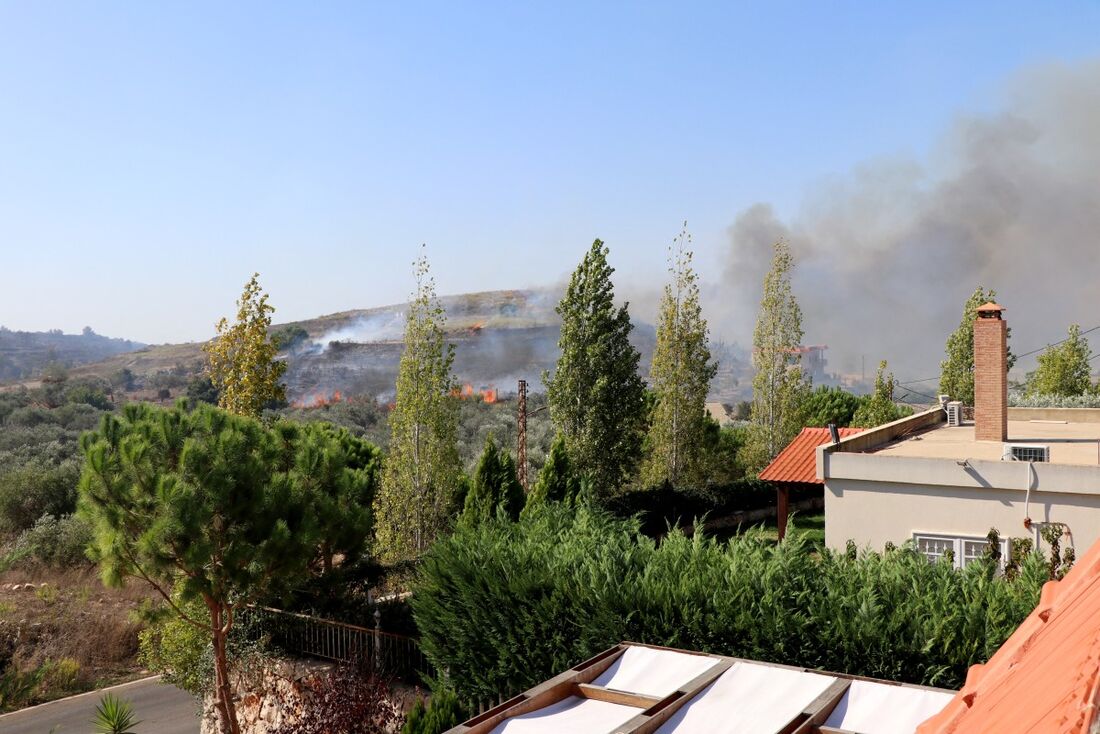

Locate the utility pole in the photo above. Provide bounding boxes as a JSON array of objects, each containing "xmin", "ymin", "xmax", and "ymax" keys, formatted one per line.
[{"xmin": 517, "ymin": 379, "xmax": 528, "ymax": 492}]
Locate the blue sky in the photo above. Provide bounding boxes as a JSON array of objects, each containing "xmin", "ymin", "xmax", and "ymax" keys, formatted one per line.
[{"xmin": 2, "ymin": 2, "xmax": 1099, "ymax": 344}]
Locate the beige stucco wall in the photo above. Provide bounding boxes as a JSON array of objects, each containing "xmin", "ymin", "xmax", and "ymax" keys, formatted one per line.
[{"xmin": 824, "ymin": 475, "xmax": 1100, "ymax": 553}]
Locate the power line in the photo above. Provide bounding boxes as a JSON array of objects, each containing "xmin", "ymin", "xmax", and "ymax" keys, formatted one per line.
[{"xmin": 895, "ymin": 323, "xmax": 1100, "ymax": 388}]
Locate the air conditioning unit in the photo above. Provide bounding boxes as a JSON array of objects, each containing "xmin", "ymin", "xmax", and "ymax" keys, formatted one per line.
[
  {"xmin": 1003, "ymin": 443, "xmax": 1050, "ymax": 463},
  {"xmin": 946, "ymin": 401, "xmax": 963, "ymax": 427}
]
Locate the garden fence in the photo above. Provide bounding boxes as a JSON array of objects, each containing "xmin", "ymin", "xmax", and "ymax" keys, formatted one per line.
[{"xmin": 246, "ymin": 605, "xmax": 433, "ymax": 683}]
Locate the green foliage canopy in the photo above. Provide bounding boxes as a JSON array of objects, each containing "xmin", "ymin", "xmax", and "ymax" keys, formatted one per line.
[
  {"xmin": 641, "ymin": 225, "xmax": 717, "ymax": 488},
  {"xmin": 851, "ymin": 361, "xmax": 914, "ymax": 428},
  {"xmin": 939, "ymin": 287, "xmax": 1015, "ymax": 405},
  {"xmin": 743, "ymin": 242, "xmax": 809, "ymax": 473},
  {"xmin": 802, "ymin": 386, "xmax": 864, "ymax": 428},
  {"xmin": 78, "ymin": 402, "xmax": 323, "ymax": 734},
  {"xmin": 460, "ymin": 434, "xmax": 524, "ymax": 524},
  {"xmin": 375, "ymin": 253, "xmax": 462, "ymax": 562},
  {"xmin": 411, "ymin": 507, "xmax": 1045, "ymax": 703},
  {"xmin": 1026, "ymin": 323, "xmax": 1095, "ymax": 398},
  {"xmin": 545, "ymin": 240, "xmax": 647, "ymax": 498},
  {"xmin": 204, "ymin": 273, "xmax": 287, "ymax": 417}
]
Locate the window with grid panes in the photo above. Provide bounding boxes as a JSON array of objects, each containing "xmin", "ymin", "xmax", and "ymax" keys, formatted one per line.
[{"xmin": 914, "ymin": 534, "xmax": 1008, "ymax": 570}]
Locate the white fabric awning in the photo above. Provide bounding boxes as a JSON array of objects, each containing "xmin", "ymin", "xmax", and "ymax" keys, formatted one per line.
[
  {"xmin": 592, "ymin": 646, "xmax": 721, "ymax": 698},
  {"xmin": 657, "ymin": 661, "xmax": 837, "ymax": 734},
  {"xmin": 487, "ymin": 696, "xmax": 638, "ymax": 734},
  {"xmin": 823, "ymin": 680, "xmax": 956, "ymax": 734}
]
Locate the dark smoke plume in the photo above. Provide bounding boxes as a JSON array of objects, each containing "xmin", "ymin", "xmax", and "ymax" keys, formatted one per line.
[{"xmin": 721, "ymin": 60, "xmax": 1100, "ymax": 383}]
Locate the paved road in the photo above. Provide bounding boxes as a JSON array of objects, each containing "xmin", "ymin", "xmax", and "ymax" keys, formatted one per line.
[{"xmin": 0, "ymin": 676, "xmax": 200, "ymax": 734}]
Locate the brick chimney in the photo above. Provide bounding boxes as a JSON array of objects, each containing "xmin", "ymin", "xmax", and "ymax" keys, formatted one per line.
[{"xmin": 974, "ymin": 302, "xmax": 1007, "ymax": 442}]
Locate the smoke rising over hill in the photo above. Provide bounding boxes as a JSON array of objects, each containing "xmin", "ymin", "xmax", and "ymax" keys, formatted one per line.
[{"xmin": 722, "ymin": 60, "xmax": 1100, "ymax": 382}]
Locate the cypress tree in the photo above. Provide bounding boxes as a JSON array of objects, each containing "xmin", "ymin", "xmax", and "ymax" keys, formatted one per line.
[
  {"xmin": 544, "ymin": 239, "xmax": 647, "ymax": 498},
  {"xmin": 521, "ymin": 434, "xmax": 582, "ymax": 518},
  {"xmin": 462, "ymin": 434, "xmax": 524, "ymax": 524},
  {"xmin": 641, "ymin": 224, "xmax": 717, "ymax": 488},
  {"xmin": 375, "ymin": 252, "xmax": 461, "ymax": 562}
]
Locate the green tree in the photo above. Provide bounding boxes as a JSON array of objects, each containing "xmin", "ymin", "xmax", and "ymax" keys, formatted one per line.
[
  {"xmin": 203, "ymin": 273, "xmax": 287, "ymax": 417},
  {"xmin": 641, "ymin": 224, "xmax": 717, "ymax": 488},
  {"xmin": 852, "ymin": 360, "xmax": 914, "ymax": 428},
  {"xmin": 939, "ymin": 286, "xmax": 1015, "ymax": 405},
  {"xmin": 803, "ymin": 386, "xmax": 863, "ymax": 428},
  {"xmin": 375, "ymin": 253, "xmax": 462, "ymax": 562},
  {"xmin": 743, "ymin": 242, "xmax": 810, "ymax": 473},
  {"xmin": 1026, "ymin": 324, "xmax": 1094, "ymax": 397},
  {"xmin": 78, "ymin": 403, "xmax": 321, "ymax": 734},
  {"xmin": 544, "ymin": 240, "xmax": 647, "ymax": 498},
  {"xmin": 461, "ymin": 435, "xmax": 524, "ymax": 524},
  {"xmin": 521, "ymin": 434, "xmax": 583, "ymax": 518},
  {"xmin": 279, "ymin": 422, "xmax": 381, "ymax": 574}
]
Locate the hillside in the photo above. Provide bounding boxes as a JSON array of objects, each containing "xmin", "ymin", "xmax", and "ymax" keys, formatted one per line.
[
  {"xmin": 0, "ymin": 327, "xmax": 144, "ymax": 383},
  {"xmin": 5, "ymin": 289, "xmax": 749, "ymax": 403}
]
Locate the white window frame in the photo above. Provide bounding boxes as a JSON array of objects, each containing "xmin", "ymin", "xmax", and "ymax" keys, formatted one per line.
[{"xmin": 913, "ymin": 533, "xmax": 1009, "ymax": 570}]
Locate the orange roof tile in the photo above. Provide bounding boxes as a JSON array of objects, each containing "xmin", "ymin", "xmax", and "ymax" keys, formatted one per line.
[
  {"xmin": 917, "ymin": 537, "xmax": 1100, "ymax": 734},
  {"xmin": 758, "ymin": 427, "xmax": 863, "ymax": 484}
]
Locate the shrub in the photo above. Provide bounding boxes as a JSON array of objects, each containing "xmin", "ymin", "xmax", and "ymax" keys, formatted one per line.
[
  {"xmin": 0, "ymin": 460, "xmax": 81, "ymax": 534},
  {"xmin": 403, "ymin": 688, "xmax": 466, "ymax": 734},
  {"xmin": 1009, "ymin": 390, "xmax": 1100, "ymax": 408},
  {"xmin": 8, "ymin": 513, "xmax": 92, "ymax": 568},
  {"xmin": 92, "ymin": 692, "xmax": 141, "ymax": 734},
  {"xmin": 803, "ymin": 386, "xmax": 864, "ymax": 428},
  {"xmin": 412, "ymin": 507, "xmax": 1046, "ymax": 702}
]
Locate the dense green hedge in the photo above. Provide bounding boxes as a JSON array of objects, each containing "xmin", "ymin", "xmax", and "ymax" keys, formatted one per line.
[{"xmin": 411, "ymin": 507, "xmax": 1046, "ymax": 702}]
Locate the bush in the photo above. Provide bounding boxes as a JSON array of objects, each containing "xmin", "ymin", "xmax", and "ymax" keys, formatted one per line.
[
  {"xmin": 403, "ymin": 688, "xmax": 466, "ymax": 734},
  {"xmin": 0, "ymin": 460, "xmax": 81, "ymax": 534},
  {"xmin": 1009, "ymin": 390, "xmax": 1100, "ymax": 408},
  {"xmin": 7, "ymin": 514, "xmax": 93, "ymax": 568},
  {"xmin": 412, "ymin": 507, "xmax": 1046, "ymax": 702}
]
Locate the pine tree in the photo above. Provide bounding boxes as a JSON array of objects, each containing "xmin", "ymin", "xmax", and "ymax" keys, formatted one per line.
[
  {"xmin": 940, "ymin": 286, "xmax": 1015, "ymax": 405},
  {"xmin": 852, "ymin": 360, "xmax": 913, "ymax": 428},
  {"xmin": 521, "ymin": 434, "xmax": 582, "ymax": 518},
  {"xmin": 641, "ymin": 224, "xmax": 717, "ymax": 488},
  {"xmin": 204, "ymin": 273, "xmax": 287, "ymax": 417},
  {"xmin": 1026, "ymin": 324, "xmax": 1095, "ymax": 397},
  {"xmin": 544, "ymin": 240, "xmax": 647, "ymax": 499},
  {"xmin": 375, "ymin": 252, "xmax": 461, "ymax": 562},
  {"xmin": 78, "ymin": 403, "xmax": 323, "ymax": 734},
  {"xmin": 461, "ymin": 434, "xmax": 525, "ymax": 524},
  {"xmin": 743, "ymin": 242, "xmax": 810, "ymax": 474}
]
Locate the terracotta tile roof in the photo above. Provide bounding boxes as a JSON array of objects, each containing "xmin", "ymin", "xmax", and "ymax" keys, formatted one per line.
[
  {"xmin": 917, "ymin": 537, "xmax": 1100, "ymax": 734},
  {"xmin": 757, "ymin": 427, "xmax": 863, "ymax": 484}
]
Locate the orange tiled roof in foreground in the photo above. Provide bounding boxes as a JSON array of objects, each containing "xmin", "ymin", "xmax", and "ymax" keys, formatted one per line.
[
  {"xmin": 757, "ymin": 426, "xmax": 863, "ymax": 484},
  {"xmin": 917, "ymin": 537, "xmax": 1100, "ymax": 734}
]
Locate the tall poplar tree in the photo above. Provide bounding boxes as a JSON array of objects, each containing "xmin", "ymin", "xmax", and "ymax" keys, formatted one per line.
[
  {"xmin": 744, "ymin": 241, "xmax": 809, "ymax": 473},
  {"xmin": 544, "ymin": 239, "xmax": 647, "ymax": 498},
  {"xmin": 641, "ymin": 224, "xmax": 717, "ymax": 488},
  {"xmin": 204, "ymin": 273, "xmax": 287, "ymax": 417},
  {"xmin": 375, "ymin": 253, "xmax": 461, "ymax": 562}
]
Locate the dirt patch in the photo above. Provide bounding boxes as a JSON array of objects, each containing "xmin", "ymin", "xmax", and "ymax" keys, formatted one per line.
[{"xmin": 0, "ymin": 567, "xmax": 154, "ymax": 709}]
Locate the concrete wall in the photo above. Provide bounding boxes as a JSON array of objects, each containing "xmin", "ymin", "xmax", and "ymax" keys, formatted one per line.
[{"xmin": 824, "ymin": 476, "xmax": 1100, "ymax": 553}]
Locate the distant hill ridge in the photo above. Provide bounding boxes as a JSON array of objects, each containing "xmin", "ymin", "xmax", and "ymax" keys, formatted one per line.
[{"xmin": 2, "ymin": 289, "xmax": 748, "ymax": 402}]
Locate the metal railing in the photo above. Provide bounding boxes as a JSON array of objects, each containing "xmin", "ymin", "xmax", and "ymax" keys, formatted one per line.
[{"xmin": 245, "ymin": 606, "xmax": 433, "ymax": 683}]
